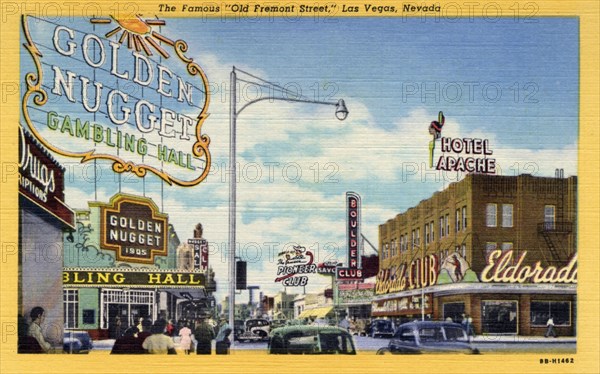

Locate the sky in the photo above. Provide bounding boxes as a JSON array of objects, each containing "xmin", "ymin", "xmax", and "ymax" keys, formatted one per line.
[{"xmin": 21, "ymin": 16, "xmax": 579, "ymax": 303}]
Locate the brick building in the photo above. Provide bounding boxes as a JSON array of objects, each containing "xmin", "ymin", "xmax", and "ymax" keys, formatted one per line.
[{"xmin": 375, "ymin": 173, "xmax": 577, "ymax": 336}]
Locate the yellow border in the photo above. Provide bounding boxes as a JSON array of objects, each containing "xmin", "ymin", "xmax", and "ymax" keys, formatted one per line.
[{"xmin": 1, "ymin": 1, "xmax": 598, "ymax": 373}]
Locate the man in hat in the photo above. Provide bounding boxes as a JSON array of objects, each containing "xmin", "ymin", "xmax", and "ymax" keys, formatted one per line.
[{"xmin": 194, "ymin": 315, "xmax": 215, "ymax": 354}]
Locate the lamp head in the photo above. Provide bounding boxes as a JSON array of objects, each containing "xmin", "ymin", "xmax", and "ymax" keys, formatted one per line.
[{"xmin": 335, "ymin": 99, "xmax": 349, "ymax": 121}]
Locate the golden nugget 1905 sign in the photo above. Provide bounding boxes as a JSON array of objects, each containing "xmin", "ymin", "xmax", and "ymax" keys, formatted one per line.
[
  {"xmin": 21, "ymin": 15, "xmax": 211, "ymax": 186},
  {"xmin": 99, "ymin": 194, "xmax": 168, "ymax": 264}
]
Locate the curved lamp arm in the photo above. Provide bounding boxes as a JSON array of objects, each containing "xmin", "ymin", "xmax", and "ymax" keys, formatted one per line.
[{"xmin": 237, "ymin": 97, "xmax": 349, "ymax": 121}]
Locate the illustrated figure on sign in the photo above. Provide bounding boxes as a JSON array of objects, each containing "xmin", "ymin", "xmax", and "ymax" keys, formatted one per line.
[
  {"xmin": 428, "ymin": 111, "xmax": 445, "ymax": 167},
  {"xmin": 451, "ymin": 254, "xmax": 463, "ymax": 282},
  {"xmin": 441, "ymin": 252, "xmax": 469, "ymax": 283}
]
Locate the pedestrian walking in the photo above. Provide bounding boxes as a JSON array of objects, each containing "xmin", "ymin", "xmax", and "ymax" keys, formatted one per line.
[
  {"xmin": 142, "ymin": 320, "xmax": 177, "ymax": 354},
  {"xmin": 215, "ymin": 316, "xmax": 232, "ymax": 355},
  {"xmin": 545, "ymin": 316, "xmax": 557, "ymax": 338},
  {"xmin": 113, "ymin": 316, "xmax": 122, "ymax": 339},
  {"xmin": 194, "ymin": 316, "xmax": 215, "ymax": 355},
  {"xmin": 178, "ymin": 322, "xmax": 194, "ymax": 355},
  {"xmin": 338, "ymin": 316, "xmax": 350, "ymax": 331},
  {"xmin": 111, "ymin": 326, "xmax": 145, "ymax": 354}
]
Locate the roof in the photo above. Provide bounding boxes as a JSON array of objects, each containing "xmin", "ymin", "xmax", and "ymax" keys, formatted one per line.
[
  {"xmin": 270, "ymin": 325, "xmax": 349, "ymax": 336},
  {"xmin": 297, "ymin": 306, "xmax": 334, "ymax": 319}
]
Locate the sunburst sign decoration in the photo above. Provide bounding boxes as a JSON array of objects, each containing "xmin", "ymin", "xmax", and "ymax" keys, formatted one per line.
[
  {"xmin": 91, "ymin": 16, "xmax": 173, "ymax": 58},
  {"xmin": 21, "ymin": 15, "xmax": 212, "ymax": 187}
]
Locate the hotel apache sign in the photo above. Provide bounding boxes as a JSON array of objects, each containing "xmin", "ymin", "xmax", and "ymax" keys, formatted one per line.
[
  {"xmin": 21, "ymin": 15, "xmax": 212, "ymax": 186},
  {"xmin": 99, "ymin": 194, "xmax": 168, "ymax": 264}
]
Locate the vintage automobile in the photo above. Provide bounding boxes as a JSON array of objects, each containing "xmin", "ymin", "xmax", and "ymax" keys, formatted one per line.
[
  {"xmin": 376, "ymin": 321, "xmax": 480, "ymax": 355},
  {"xmin": 268, "ymin": 325, "xmax": 356, "ymax": 355},
  {"xmin": 63, "ymin": 330, "xmax": 93, "ymax": 354},
  {"xmin": 235, "ymin": 318, "xmax": 271, "ymax": 342},
  {"xmin": 367, "ymin": 319, "xmax": 394, "ymax": 338}
]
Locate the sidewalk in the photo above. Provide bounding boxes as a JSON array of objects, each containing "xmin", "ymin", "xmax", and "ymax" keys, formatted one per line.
[{"xmin": 470, "ymin": 335, "xmax": 576, "ymax": 344}]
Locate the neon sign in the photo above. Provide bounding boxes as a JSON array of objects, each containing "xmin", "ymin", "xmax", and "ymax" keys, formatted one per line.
[
  {"xmin": 21, "ymin": 15, "xmax": 211, "ymax": 186},
  {"xmin": 375, "ymin": 254, "xmax": 440, "ymax": 295},
  {"xmin": 337, "ymin": 192, "xmax": 363, "ymax": 281},
  {"xmin": 481, "ymin": 250, "xmax": 577, "ymax": 284}
]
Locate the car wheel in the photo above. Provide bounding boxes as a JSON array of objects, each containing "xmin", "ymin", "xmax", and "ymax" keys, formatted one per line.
[{"xmin": 376, "ymin": 348, "xmax": 391, "ymax": 355}]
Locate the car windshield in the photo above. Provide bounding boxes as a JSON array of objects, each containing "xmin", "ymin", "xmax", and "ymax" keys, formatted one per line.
[
  {"xmin": 374, "ymin": 320, "xmax": 391, "ymax": 329},
  {"xmin": 270, "ymin": 330, "xmax": 355, "ymax": 354},
  {"xmin": 247, "ymin": 320, "xmax": 268, "ymax": 328}
]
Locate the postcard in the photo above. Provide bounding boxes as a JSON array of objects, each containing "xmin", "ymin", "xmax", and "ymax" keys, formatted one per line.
[{"xmin": 1, "ymin": 0, "xmax": 598, "ymax": 373}]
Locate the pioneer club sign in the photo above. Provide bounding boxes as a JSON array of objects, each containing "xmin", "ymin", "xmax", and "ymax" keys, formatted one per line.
[
  {"xmin": 21, "ymin": 15, "xmax": 212, "ymax": 186},
  {"xmin": 99, "ymin": 194, "xmax": 168, "ymax": 264}
]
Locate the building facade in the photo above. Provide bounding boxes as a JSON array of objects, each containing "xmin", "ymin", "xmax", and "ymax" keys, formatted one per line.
[
  {"xmin": 18, "ymin": 128, "xmax": 75, "ymax": 349},
  {"xmin": 62, "ymin": 193, "xmax": 211, "ymax": 339},
  {"xmin": 375, "ymin": 173, "xmax": 577, "ymax": 336}
]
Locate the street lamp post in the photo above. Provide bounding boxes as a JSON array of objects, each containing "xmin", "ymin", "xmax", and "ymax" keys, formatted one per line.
[
  {"xmin": 228, "ymin": 66, "xmax": 348, "ymax": 348},
  {"xmin": 411, "ymin": 241, "xmax": 426, "ymax": 321}
]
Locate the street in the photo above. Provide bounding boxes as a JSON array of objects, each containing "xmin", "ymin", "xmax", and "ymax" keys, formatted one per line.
[
  {"xmin": 91, "ymin": 333, "xmax": 576, "ymax": 355},
  {"xmin": 228, "ymin": 335, "xmax": 576, "ymax": 354}
]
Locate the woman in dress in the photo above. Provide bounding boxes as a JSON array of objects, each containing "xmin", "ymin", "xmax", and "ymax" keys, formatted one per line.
[{"xmin": 178, "ymin": 321, "xmax": 193, "ymax": 355}]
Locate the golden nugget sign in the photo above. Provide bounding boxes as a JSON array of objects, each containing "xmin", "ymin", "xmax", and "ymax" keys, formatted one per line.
[
  {"xmin": 99, "ymin": 194, "xmax": 168, "ymax": 264},
  {"xmin": 21, "ymin": 15, "xmax": 211, "ymax": 186},
  {"xmin": 481, "ymin": 250, "xmax": 577, "ymax": 284},
  {"xmin": 63, "ymin": 270, "xmax": 205, "ymax": 287}
]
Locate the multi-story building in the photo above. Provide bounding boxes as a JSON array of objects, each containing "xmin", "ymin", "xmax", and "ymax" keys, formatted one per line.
[
  {"xmin": 272, "ymin": 292, "xmax": 298, "ymax": 320},
  {"xmin": 375, "ymin": 173, "xmax": 577, "ymax": 336}
]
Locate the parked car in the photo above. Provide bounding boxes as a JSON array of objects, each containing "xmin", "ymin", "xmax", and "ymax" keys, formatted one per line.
[
  {"xmin": 270, "ymin": 319, "xmax": 288, "ymax": 330},
  {"xmin": 63, "ymin": 330, "xmax": 93, "ymax": 354},
  {"xmin": 367, "ymin": 319, "xmax": 394, "ymax": 338},
  {"xmin": 236, "ymin": 318, "xmax": 270, "ymax": 342},
  {"xmin": 233, "ymin": 319, "xmax": 245, "ymax": 339},
  {"xmin": 376, "ymin": 321, "xmax": 480, "ymax": 355},
  {"xmin": 268, "ymin": 325, "xmax": 356, "ymax": 355}
]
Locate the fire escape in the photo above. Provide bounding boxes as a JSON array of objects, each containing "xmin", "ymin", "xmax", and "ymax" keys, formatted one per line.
[
  {"xmin": 537, "ymin": 221, "xmax": 572, "ymax": 264},
  {"xmin": 537, "ymin": 169, "xmax": 573, "ymax": 264}
]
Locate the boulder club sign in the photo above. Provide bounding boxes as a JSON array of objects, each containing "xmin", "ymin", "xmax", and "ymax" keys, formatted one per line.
[{"xmin": 337, "ymin": 192, "xmax": 364, "ymax": 281}]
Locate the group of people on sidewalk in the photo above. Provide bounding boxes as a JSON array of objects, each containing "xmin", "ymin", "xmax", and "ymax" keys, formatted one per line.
[{"xmin": 111, "ymin": 315, "xmax": 232, "ymax": 355}]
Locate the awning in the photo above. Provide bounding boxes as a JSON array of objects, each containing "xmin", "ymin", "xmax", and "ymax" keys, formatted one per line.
[{"xmin": 298, "ymin": 306, "xmax": 334, "ymax": 319}]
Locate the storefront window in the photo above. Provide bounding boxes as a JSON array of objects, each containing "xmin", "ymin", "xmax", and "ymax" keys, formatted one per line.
[
  {"xmin": 101, "ymin": 289, "xmax": 155, "ymax": 329},
  {"xmin": 63, "ymin": 289, "xmax": 79, "ymax": 329},
  {"xmin": 530, "ymin": 301, "xmax": 571, "ymax": 326},
  {"xmin": 481, "ymin": 300, "xmax": 518, "ymax": 334},
  {"xmin": 442, "ymin": 302, "xmax": 465, "ymax": 323}
]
